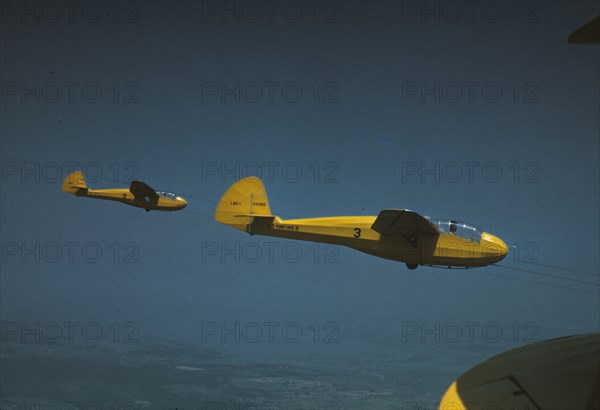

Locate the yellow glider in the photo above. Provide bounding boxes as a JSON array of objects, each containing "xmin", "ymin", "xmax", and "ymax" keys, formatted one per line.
[
  {"xmin": 439, "ymin": 333, "xmax": 600, "ymax": 409},
  {"xmin": 62, "ymin": 171, "xmax": 187, "ymax": 212},
  {"xmin": 215, "ymin": 177, "xmax": 508, "ymax": 269}
]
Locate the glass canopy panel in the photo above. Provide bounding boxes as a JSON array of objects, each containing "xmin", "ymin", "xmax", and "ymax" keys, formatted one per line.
[
  {"xmin": 156, "ymin": 191, "xmax": 178, "ymax": 200},
  {"xmin": 425, "ymin": 217, "xmax": 482, "ymax": 244}
]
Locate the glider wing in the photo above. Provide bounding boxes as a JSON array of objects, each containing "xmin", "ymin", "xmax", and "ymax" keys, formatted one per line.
[
  {"xmin": 371, "ymin": 209, "xmax": 439, "ymax": 236},
  {"xmin": 130, "ymin": 181, "xmax": 159, "ymax": 208}
]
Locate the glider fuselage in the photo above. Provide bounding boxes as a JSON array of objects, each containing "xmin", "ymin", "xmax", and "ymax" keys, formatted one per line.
[
  {"xmin": 247, "ymin": 215, "xmax": 508, "ymax": 268},
  {"xmin": 74, "ymin": 188, "xmax": 187, "ymax": 211},
  {"xmin": 62, "ymin": 171, "xmax": 187, "ymax": 212},
  {"xmin": 215, "ymin": 177, "xmax": 508, "ymax": 269}
]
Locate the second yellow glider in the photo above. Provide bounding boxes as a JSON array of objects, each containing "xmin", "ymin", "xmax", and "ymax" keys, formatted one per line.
[
  {"xmin": 62, "ymin": 171, "xmax": 187, "ymax": 212},
  {"xmin": 215, "ymin": 177, "xmax": 508, "ymax": 269}
]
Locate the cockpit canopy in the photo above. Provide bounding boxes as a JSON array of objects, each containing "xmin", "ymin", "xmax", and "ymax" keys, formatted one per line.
[
  {"xmin": 425, "ymin": 217, "xmax": 483, "ymax": 243},
  {"xmin": 156, "ymin": 191, "xmax": 178, "ymax": 200}
]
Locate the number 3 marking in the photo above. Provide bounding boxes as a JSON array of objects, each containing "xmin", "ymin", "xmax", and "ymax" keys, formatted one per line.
[{"xmin": 354, "ymin": 228, "xmax": 361, "ymax": 238}]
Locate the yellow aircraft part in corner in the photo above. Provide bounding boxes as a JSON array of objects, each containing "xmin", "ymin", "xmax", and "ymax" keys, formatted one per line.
[
  {"xmin": 215, "ymin": 177, "xmax": 508, "ymax": 269},
  {"xmin": 439, "ymin": 333, "xmax": 600, "ymax": 409}
]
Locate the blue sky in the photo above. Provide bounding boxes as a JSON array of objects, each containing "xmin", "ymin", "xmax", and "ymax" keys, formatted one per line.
[{"xmin": 1, "ymin": 1, "xmax": 599, "ymax": 406}]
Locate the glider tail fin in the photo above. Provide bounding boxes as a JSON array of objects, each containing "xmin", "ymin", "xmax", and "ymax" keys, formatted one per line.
[
  {"xmin": 215, "ymin": 177, "xmax": 275, "ymax": 231},
  {"xmin": 61, "ymin": 171, "xmax": 87, "ymax": 195}
]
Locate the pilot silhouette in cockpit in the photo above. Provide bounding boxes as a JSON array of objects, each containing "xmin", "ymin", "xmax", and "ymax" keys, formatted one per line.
[{"xmin": 449, "ymin": 222, "xmax": 457, "ymax": 234}]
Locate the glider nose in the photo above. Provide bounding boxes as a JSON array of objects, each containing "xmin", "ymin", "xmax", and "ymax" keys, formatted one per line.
[
  {"xmin": 482, "ymin": 232, "xmax": 509, "ymax": 262},
  {"xmin": 177, "ymin": 197, "xmax": 188, "ymax": 209}
]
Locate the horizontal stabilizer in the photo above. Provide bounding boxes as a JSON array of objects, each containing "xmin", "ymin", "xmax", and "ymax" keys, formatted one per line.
[{"xmin": 235, "ymin": 214, "xmax": 281, "ymax": 225}]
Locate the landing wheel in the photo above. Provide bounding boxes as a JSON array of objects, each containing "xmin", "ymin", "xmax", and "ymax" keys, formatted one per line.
[{"xmin": 406, "ymin": 263, "xmax": 418, "ymax": 270}]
